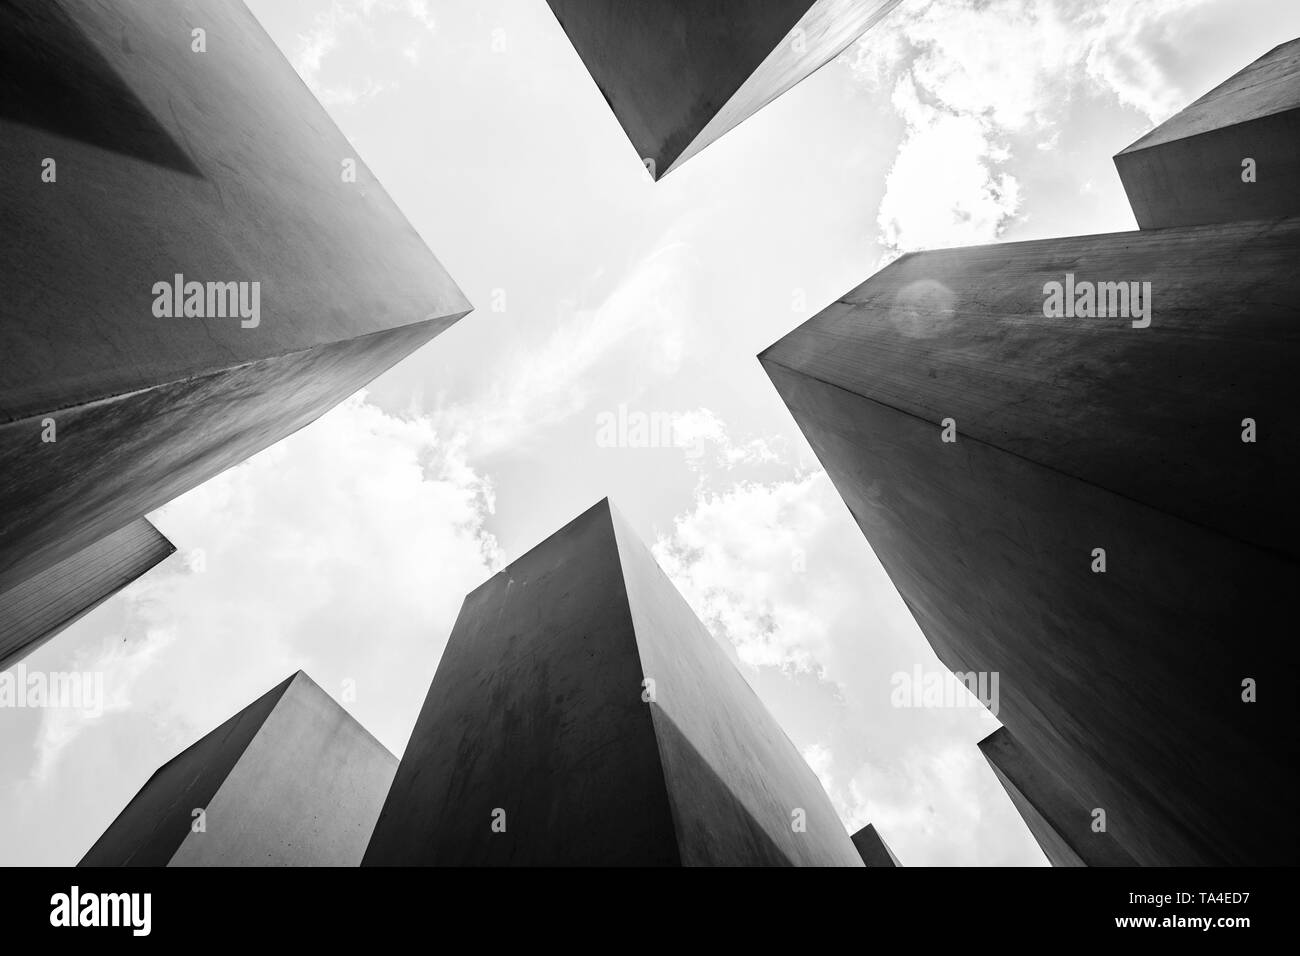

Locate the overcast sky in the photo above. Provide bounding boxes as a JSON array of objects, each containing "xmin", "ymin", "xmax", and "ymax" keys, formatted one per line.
[{"xmin": 4, "ymin": 0, "xmax": 1298, "ymax": 867}]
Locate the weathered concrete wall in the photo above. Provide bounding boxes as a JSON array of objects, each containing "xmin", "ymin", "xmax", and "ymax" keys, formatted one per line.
[
  {"xmin": 169, "ymin": 673, "xmax": 397, "ymax": 866},
  {"xmin": 850, "ymin": 823, "xmax": 900, "ymax": 866},
  {"xmin": 609, "ymin": 504, "xmax": 862, "ymax": 866},
  {"xmin": 1116, "ymin": 38, "xmax": 1300, "ymax": 229},
  {"xmin": 364, "ymin": 500, "xmax": 681, "ymax": 866},
  {"xmin": 0, "ymin": 519, "xmax": 173, "ymax": 669},
  {"xmin": 80, "ymin": 675, "xmax": 295, "ymax": 866},
  {"xmin": 760, "ymin": 223, "xmax": 1299, "ymax": 865},
  {"xmin": 0, "ymin": 0, "xmax": 470, "ymax": 594},
  {"xmin": 979, "ymin": 728, "xmax": 1135, "ymax": 867},
  {"xmin": 365, "ymin": 499, "xmax": 862, "ymax": 866},
  {"xmin": 81, "ymin": 672, "xmax": 395, "ymax": 866},
  {"xmin": 545, "ymin": 0, "xmax": 898, "ymax": 179},
  {"xmin": 668, "ymin": 0, "xmax": 901, "ymax": 175}
]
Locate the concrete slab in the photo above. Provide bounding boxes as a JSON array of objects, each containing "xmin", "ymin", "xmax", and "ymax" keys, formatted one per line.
[
  {"xmin": 760, "ymin": 223, "xmax": 1299, "ymax": 865},
  {"xmin": 0, "ymin": 0, "xmax": 471, "ymax": 595},
  {"xmin": 363, "ymin": 499, "xmax": 862, "ymax": 866},
  {"xmin": 80, "ymin": 672, "xmax": 396, "ymax": 866},
  {"xmin": 979, "ymin": 728, "xmax": 1136, "ymax": 867},
  {"xmin": 1116, "ymin": 38, "xmax": 1300, "ymax": 228},
  {"xmin": 0, "ymin": 519, "xmax": 174, "ymax": 670},
  {"xmin": 850, "ymin": 823, "xmax": 901, "ymax": 866},
  {"xmin": 546, "ymin": 0, "xmax": 899, "ymax": 179}
]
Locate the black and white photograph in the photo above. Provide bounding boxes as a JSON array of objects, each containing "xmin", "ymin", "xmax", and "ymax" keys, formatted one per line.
[{"xmin": 1, "ymin": 0, "xmax": 1295, "ymax": 937}]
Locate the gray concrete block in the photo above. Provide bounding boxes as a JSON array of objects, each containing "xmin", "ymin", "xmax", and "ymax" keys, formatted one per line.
[
  {"xmin": 80, "ymin": 671, "xmax": 397, "ymax": 866},
  {"xmin": 760, "ymin": 222, "xmax": 1299, "ymax": 865},
  {"xmin": 0, "ymin": 519, "xmax": 174, "ymax": 670},
  {"xmin": 1116, "ymin": 38, "xmax": 1300, "ymax": 228},
  {"xmin": 850, "ymin": 823, "xmax": 901, "ymax": 866},
  {"xmin": 0, "ymin": 0, "xmax": 470, "ymax": 595},
  {"xmin": 979, "ymin": 728, "xmax": 1136, "ymax": 867},
  {"xmin": 364, "ymin": 499, "xmax": 862, "ymax": 866},
  {"xmin": 546, "ymin": 0, "xmax": 899, "ymax": 179}
]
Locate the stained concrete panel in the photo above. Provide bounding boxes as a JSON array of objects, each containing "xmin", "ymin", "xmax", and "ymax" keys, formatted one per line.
[
  {"xmin": 0, "ymin": 519, "xmax": 174, "ymax": 670},
  {"xmin": 1116, "ymin": 38, "xmax": 1300, "ymax": 229},
  {"xmin": 760, "ymin": 225, "xmax": 1299, "ymax": 866},
  {"xmin": 979, "ymin": 728, "xmax": 1135, "ymax": 867},
  {"xmin": 364, "ymin": 499, "xmax": 861, "ymax": 866},
  {"xmin": 81, "ymin": 672, "xmax": 396, "ymax": 867},
  {"xmin": 546, "ymin": 0, "xmax": 899, "ymax": 179},
  {"xmin": 0, "ymin": 0, "xmax": 470, "ymax": 593},
  {"xmin": 850, "ymin": 823, "xmax": 900, "ymax": 867}
]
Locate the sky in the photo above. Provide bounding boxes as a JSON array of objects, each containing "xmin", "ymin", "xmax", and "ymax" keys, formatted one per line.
[{"xmin": 4, "ymin": 0, "xmax": 1299, "ymax": 867}]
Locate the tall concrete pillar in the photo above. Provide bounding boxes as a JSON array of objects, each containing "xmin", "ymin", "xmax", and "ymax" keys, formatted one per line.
[
  {"xmin": 546, "ymin": 0, "xmax": 900, "ymax": 179},
  {"xmin": 1115, "ymin": 38, "xmax": 1300, "ymax": 229},
  {"xmin": 850, "ymin": 823, "xmax": 901, "ymax": 866},
  {"xmin": 0, "ymin": 0, "xmax": 470, "ymax": 601},
  {"xmin": 80, "ymin": 672, "xmax": 396, "ymax": 866},
  {"xmin": 0, "ymin": 519, "xmax": 174, "ymax": 670},
  {"xmin": 978, "ymin": 728, "xmax": 1135, "ymax": 867},
  {"xmin": 364, "ymin": 499, "xmax": 862, "ymax": 866},
  {"xmin": 760, "ymin": 218, "xmax": 1299, "ymax": 865}
]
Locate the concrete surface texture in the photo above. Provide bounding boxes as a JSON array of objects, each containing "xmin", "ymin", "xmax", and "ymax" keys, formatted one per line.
[
  {"xmin": 850, "ymin": 823, "xmax": 901, "ymax": 866},
  {"xmin": 364, "ymin": 499, "xmax": 862, "ymax": 866},
  {"xmin": 80, "ymin": 672, "xmax": 396, "ymax": 867},
  {"xmin": 978, "ymin": 728, "xmax": 1135, "ymax": 867},
  {"xmin": 0, "ymin": 519, "xmax": 174, "ymax": 670},
  {"xmin": 546, "ymin": 0, "xmax": 899, "ymax": 179},
  {"xmin": 0, "ymin": 0, "xmax": 471, "ymax": 597},
  {"xmin": 760, "ymin": 223, "xmax": 1298, "ymax": 865},
  {"xmin": 1115, "ymin": 38, "xmax": 1300, "ymax": 228}
]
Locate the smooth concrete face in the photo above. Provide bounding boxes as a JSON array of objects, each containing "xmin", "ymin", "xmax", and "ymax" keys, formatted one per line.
[
  {"xmin": 80, "ymin": 675, "xmax": 295, "ymax": 866},
  {"xmin": 761, "ymin": 219, "xmax": 1300, "ymax": 560},
  {"xmin": 546, "ymin": 0, "xmax": 897, "ymax": 179},
  {"xmin": 667, "ymin": 0, "xmax": 901, "ymax": 175},
  {"xmin": 169, "ymin": 673, "xmax": 397, "ymax": 867},
  {"xmin": 608, "ymin": 504, "xmax": 862, "ymax": 866},
  {"xmin": 1116, "ymin": 38, "xmax": 1300, "ymax": 228},
  {"xmin": 0, "ymin": 518, "xmax": 174, "ymax": 669},
  {"xmin": 0, "ymin": 0, "xmax": 470, "ymax": 592},
  {"xmin": 760, "ymin": 226, "xmax": 1299, "ymax": 866},
  {"xmin": 81, "ymin": 672, "xmax": 396, "ymax": 867},
  {"xmin": 850, "ymin": 824, "xmax": 900, "ymax": 867},
  {"xmin": 365, "ymin": 499, "xmax": 862, "ymax": 866},
  {"xmin": 365, "ymin": 499, "xmax": 679, "ymax": 866},
  {"xmin": 978, "ymin": 728, "xmax": 1135, "ymax": 867}
]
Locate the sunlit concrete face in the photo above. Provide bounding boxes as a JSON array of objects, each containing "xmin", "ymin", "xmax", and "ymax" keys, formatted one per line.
[
  {"xmin": 1115, "ymin": 38, "xmax": 1300, "ymax": 229},
  {"xmin": 0, "ymin": 519, "xmax": 173, "ymax": 670},
  {"xmin": 80, "ymin": 672, "xmax": 396, "ymax": 867},
  {"xmin": 0, "ymin": 0, "xmax": 471, "ymax": 596},
  {"xmin": 978, "ymin": 728, "xmax": 1135, "ymax": 868},
  {"xmin": 364, "ymin": 499, "xmax": 862, "ymax": 866},
  {"xmin": 545, "ymin": 0, "xmax": 900, "ymax": 179},
  {"xmin": 761, "ymin": 221, "xmax": 1299, "ymax": 866}
]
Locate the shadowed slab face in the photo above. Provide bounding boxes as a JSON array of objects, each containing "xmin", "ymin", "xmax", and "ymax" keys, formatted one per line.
[
  {"xmin": 545, "ymin": 0, "xmax": 815, "ymax": 177},
  {"xmin": 760, "ymin": 221, "xmax": 1300, "ymax": 864},
  {"xmin": 0, "ymin": 0, "xmax": 471, "ymax": 595},
  {"xmin": 81, "ymin": 672, "xmax": 397, "ymax": 867},
  {"xmin": 0, "ymin": 0, "xmax": 201, "ymax": 175},
  {"xmin": 1115, "ymin": 38, "xmax": 1300, "ymax": 228},
  {"xmin": 0, "ymin": 518, "xmax": 174, "ymax": 669},
  {"xmin": 364, "ymin": 500, "xmax": 862, "ymax": 866}
]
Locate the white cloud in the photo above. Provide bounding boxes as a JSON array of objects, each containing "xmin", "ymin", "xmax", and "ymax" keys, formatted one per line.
[
  {"xmin": 851, "ymin": 0, "xmax": 1217, "ymax": 258},
  {"xmin": 4, "ymin": 393, "xmax": 500, "ymax": 863}
]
